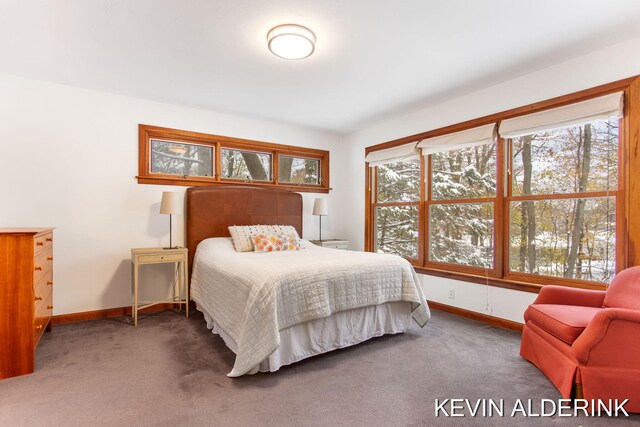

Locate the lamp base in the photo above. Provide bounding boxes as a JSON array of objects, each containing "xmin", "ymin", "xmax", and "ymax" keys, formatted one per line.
[{"xmin": 163, "ymin": 246, "xmax": 180, "ymax": 250}]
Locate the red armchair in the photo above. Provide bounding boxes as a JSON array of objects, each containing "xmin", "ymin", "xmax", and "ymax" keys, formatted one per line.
[{"xmin": 520, "ymin": 266, "xmax": 640, "ymax": 412}]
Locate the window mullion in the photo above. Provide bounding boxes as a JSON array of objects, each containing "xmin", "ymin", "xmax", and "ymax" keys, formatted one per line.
[{"xmin": 495, "ymin": 137, "xmax": 506, "ymax": 279}]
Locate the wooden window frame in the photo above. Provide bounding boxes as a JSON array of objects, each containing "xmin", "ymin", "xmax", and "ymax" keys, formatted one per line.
[
  {"xmin": 503, "ymin": 127, "xmax": 623, "ymax": 289},
  {"xmin": 220, "ymin": 146, "xmax": 274, "ymax": 183},
  {"xmin": 423, "ymin": 141, "xmax": 503, "ymax": 278},
  {"xmin": 364, "ymin": 75, "xmax": 640, "ymax": 293},
  {"xmin": 147, "ymin": 137, "xmax": 217, "ymax": 180},
  {"xmin": 277, "ymin": 154, "xmax": 323, "ymax": 186},
  {"xmin": 370, "ymin": 157, "xmax": 422, "ymax": 263},
  {"xmin": 138, "ymin": 124, "xmax": 330, "ymax": 193}
]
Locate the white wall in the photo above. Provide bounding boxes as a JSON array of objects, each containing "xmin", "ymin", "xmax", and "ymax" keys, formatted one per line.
[
  {"xmin": 344, "ymin": 36, "xmax": 640, "ymax": 323},
  {"xmin": 421, "ymin": 276, "xmax": 537, "ymax": 323},
  {"xmin": 3, "ymin": 35, "xmax": 640, "ymax": 322},
  {"xmin": 0, "ymin": 73, "xmax": 347, "ymax": 315}
]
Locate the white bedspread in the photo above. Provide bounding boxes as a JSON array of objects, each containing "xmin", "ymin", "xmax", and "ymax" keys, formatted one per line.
[{"xmin": 190, "ymin": 238, "xmax": 430, "ymax": 377}]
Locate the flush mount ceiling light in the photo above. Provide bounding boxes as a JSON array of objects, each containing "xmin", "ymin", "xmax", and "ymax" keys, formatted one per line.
[{"xmin": 267, "ymin": 24, "xmax": 316, "ymax": 60}]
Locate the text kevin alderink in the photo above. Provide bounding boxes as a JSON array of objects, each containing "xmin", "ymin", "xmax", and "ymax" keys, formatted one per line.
[{"xmin": 434, "ymin": 398, "xmax": 629, "ymax": 418}]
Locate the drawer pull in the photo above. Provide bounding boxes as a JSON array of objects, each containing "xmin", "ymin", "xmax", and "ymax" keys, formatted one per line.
[
  {"xmin": 47, "ymin": 256, "xmax": 53, "ymax": 261},
  {"xmin": 35, "ymin": 325, "xmax": 43, "ymax": 331},
  {"xmin": 35, "ymin": 296, "xmax": 43, "ymax": 301},
  {"xmin": 47, "ymin": 305, "xmax": 54, "ymax": 310},
  {"xmin": 35, "ymin": 266, "xmax": 43, "ymax": 271},
  {"xmin": 36, "ymin": 241, "xmax": 44, "ymax": 246},
  {"xmin": 46, "ymin": 237, "xmax": 53, "ymax": 242},
  {"xmin": 47, "ymin": 281, "xmax": 53, "ymax": 286}
]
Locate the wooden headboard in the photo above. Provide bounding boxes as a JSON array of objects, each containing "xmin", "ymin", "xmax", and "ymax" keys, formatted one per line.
[{"xmin": 185, "ymin": 186, "xmax": 303, "ymax": 272}]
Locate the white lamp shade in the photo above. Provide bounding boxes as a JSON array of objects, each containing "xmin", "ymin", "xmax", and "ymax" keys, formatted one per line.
[
  {"xmin": 312, "ymin": 198, "xmax": 328, "ymax": 216},
  {"xmin": 160, "ymin": 192, "xmax": 182, "ymax": 215}
]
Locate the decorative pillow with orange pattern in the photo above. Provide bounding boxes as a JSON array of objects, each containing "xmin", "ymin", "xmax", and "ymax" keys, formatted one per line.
[
  {"xmin": 252, "ymin": 233, "xmax": 300, "ymax": 252},
  {"xmin": 229, "ymin": 225, "xmax": 301, "ymax": 252}
]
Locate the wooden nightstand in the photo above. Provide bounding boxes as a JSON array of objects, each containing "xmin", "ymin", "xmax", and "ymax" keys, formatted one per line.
[
  {"xmin": 130, "ymin": 247, "xmax": 189, "ymax": 326},
  {"xmin": 310, "ymin": 239, "xmax": 349, "ymax": 250}
]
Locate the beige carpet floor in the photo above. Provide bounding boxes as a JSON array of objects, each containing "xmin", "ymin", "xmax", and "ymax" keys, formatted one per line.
[{"xmin": 0, "ymin": 309, "xmax": 637, "ymax": 426}]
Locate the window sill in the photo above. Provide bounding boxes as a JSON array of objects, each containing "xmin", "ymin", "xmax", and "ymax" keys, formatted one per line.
[
  {"xmin": 413, "ymin": 266, "xmax": 607, "ymax": 294},
  {"xmin": 136, "ymin": 176, "xmax": 331, "ymax": 193}
]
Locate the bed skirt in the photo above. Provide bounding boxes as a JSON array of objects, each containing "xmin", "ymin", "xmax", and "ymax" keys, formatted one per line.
[{"xmin": 197, "ymin": 301, "xmax": 412, "ymax": 375}]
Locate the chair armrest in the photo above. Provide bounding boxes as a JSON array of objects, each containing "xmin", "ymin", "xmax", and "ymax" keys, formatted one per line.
[
  {"xmin": 533, "ymin": 285, "xmax": 606, "ymax": 307},
  {"xmin": 572, "ymin": 308, "xmax": 640, "ymax": 365}
]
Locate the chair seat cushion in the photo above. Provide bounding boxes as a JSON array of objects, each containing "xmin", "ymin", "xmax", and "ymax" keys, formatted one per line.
[{"xmin": 525, "ymin": 304, "xmax": 602, "ymax": 345}]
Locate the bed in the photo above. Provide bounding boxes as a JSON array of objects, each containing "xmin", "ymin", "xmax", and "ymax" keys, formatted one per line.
[{"xmin": 186, "ymin": 186, "xmax": 430, "ymax": 377}]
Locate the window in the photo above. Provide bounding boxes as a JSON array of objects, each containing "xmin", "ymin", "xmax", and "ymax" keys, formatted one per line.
[
  {"xmin": 222, "ymin": 148, "xmax": 272, "ymax": 182},
  {"xmin": 138, "ymin": 125, "xmax": 330, "ymax": 193},
  {"xmin": 150, "ymin": 139, "xmax": 214, "ymax": 177},
  {"xmin": 278, "ymin": 155, "xmax": 320, "ymax": 185},
  {"xmin": 373, "ymin": 158, "xmax": 420, "ymax": 259},
  {"xmin": 365, "ymin": 77, "xmax": 640, "ymax": 291},
  {"xmin": 428, "ymin": 143, "xmax": 497, "ymax": 270},
  {"xmin": 508, "ymin": 119, "xmax": 618, "ymax": 283}
]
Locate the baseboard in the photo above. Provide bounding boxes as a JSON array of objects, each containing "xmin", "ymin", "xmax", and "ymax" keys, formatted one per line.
[
  {"xmin": 55, "ymin": 300, "xmax": 524, "ymax": 332},
  {"xmin": 428, "ymin": 300, "xmax": 524, "ymax": 332},
  {"xmin": 52, "ymin": 303, "xmax": 180, "ymax": 325}
]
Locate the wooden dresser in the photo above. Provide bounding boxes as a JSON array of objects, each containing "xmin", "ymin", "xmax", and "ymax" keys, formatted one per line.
[{"xmin": 0, "ymin": 228, "xmax": 54, "ymax": 379}]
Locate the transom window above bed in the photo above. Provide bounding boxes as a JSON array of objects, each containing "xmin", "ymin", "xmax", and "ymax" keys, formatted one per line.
[
  {"xmin": 278, "ymin": 155, "xmax": 321, "ymax": 185},
  {"xmin": 222, "ymin": 148, "xmax": 273, "ymax": 182},
  {"xmin": 150, "ymin": 139, "xmax": 214, "ymax": 177},
  {"xmin": 137, "ymin": 125, "xmax": 330, "ymax": 193}
]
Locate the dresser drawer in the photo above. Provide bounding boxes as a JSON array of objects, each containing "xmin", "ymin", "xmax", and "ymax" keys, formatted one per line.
[
  {"xmin": 34, "ymin": 288, "xmax": 53, "ymax": 345},
  {"xmin": 33, "ymin": 232, "xmax": 53, "ymax": 254},
  {"xmin": 35, "ymin": 268, "xmax": 53, "ymax": 289},
  {"xmin": 33, "ymin": 246, "xmax": 53, "ymax": 284},
  {"xmin": 34, "ymin": 273, "xmax": 52, "ymax": 303},
  {"xmin": 137, "ymin": 253, "xmax": 185, "ymax": 264}
]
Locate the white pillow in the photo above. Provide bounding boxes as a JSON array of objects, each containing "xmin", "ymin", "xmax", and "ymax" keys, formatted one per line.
[{"xmin": 228, "ymin": 225, "xmax": 300, "ymax": 252}]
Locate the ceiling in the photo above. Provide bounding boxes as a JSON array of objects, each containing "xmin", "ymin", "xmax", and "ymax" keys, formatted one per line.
[{"xmin": 1, "ymin": 1, "xmax": 640, "ymax": 134}]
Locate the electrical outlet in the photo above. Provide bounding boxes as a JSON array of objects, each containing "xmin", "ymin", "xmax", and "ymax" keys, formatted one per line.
[{"xmin": 448, "ymin": 288, "xmax": 455, "ymax": 299}]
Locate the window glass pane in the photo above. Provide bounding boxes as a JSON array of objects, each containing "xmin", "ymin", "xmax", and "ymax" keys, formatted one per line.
[
  {"xmin": 429, "ymin": 203, "xmax": 494, "ymax": 268},
  {"xmin": 150, "ymin": 139, "xmax": 213, "ymax": 177},
  {"xmin": 510, "ymin": 197, "xmax": 615, "ymax": 283},
  {"xmin": 377, "ymin": 159, "xmax": 420, "ymax": 203},
  {"xmin": 512, "ymin": 118, "xmax": 618, "ymax": 196},
  {"xmin": 431, "ymin": 143, "xmax": 496, "ymax": 200},
  {"xmin": 374, "ymin": 205, "xmax": 419, "ymax": 259},
  {"xmin": 278, "ymin": 156, "xmax": 320, "ymax": 184},
  {"xmin": 222, "ymin": 149, "xmax": 272, "ymax": 181}
]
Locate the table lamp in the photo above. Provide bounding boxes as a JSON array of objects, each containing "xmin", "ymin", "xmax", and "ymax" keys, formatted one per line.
[
  {"xmin": 312, "ymin": 198, "xmax": 328, "ymax": 241},
  {"xmin": 160, "ymin": 192, "xmax": 181, "ymax": 249}
]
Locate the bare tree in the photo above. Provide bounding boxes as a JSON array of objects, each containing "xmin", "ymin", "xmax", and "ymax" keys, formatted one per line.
[
  {"xmin": 565, "ymin": 124, "xmax": 592, "ymax": 278},
  {"xmin": 518, "ymin": 135, "xmax": 537, "ymax": 273},
  {"xmin": 279, "ymin": 156, "xmax": 293, "ymax": 181},
  {"xmin": 241, "ymin": 153, "xmax": 269, "ymax": 181}
]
